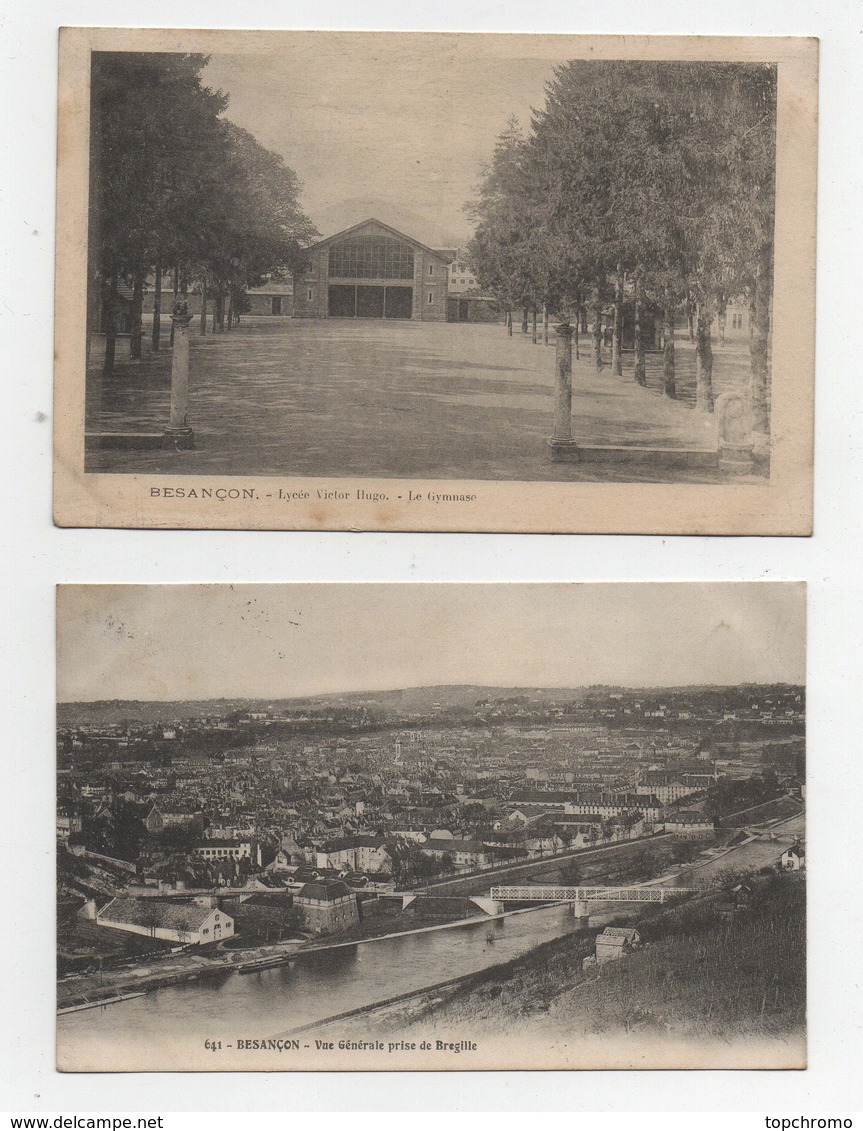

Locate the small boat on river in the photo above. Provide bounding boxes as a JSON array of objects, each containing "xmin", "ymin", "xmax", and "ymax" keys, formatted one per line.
[{"xmin": 234, "ymin": 954, "xmax": 292, "ymax": 974}]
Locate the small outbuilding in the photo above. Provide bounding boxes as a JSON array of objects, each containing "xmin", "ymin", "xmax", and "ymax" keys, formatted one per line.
[
  {"xmin": 780, "ymin": 843, "xmax": 805, "ymax": 871},
  {"xmin": 595, "ymin": 926, "xmax": 641, "ymax": 965}
]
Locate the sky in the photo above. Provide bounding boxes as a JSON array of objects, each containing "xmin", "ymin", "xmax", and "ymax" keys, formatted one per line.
[
  {"xmin": 57, "ymin": 584, "xmax": 806, "ymax": 702},
  {"xmin": 201, "ymin": 35, "xmax": 563, "ymax": 246}
]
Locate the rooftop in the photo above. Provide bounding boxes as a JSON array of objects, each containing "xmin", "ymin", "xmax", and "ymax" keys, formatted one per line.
[
  {"xmin": 98, "ymin": 897, "xmax": 215, "ymax": 931},
  {"xmin": 296, "ymin": 879, "xmax": 354, "ymax": 903}
]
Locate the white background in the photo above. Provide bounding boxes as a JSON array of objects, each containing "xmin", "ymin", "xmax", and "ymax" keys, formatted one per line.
[{"xmin": 2, "ymin": 0, "xmax": 861, "ymax": 1115}]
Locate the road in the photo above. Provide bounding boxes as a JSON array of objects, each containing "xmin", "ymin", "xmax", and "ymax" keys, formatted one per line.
[{"xmin": 413, "ymin": 833, "xmax": 672, "ymax": 897}]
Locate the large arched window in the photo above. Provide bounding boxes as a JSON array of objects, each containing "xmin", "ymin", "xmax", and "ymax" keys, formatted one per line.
[{"xmin": 328, "ymin": 235, "xmax": 415, "ymax": 280}]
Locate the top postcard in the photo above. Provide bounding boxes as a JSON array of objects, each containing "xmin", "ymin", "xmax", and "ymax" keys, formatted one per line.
[{"xmin": 53, "ymin": 30, "xmax": 817, "ymax": 534}]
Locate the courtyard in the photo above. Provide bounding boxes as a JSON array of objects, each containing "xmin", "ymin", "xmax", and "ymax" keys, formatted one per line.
[{"xmin": 85, "ymin": 318, "xmax": 758, "ymax": 483}]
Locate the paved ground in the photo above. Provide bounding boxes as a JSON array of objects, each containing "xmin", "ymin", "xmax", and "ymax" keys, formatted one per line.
[{"xmin": 86, "ymin": 318, "xmax": 759, "ymax": 482}]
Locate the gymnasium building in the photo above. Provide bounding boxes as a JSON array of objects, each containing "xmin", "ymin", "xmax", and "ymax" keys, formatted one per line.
[{"xmin": 292, "ymin": 219, "xmax": 452, "ymax": 321}]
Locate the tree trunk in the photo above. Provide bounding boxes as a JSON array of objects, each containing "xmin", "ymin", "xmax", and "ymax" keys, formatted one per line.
[
  {"xmin": 574, "ymin": 309, "xmax": 580, "ymax": 361},
  {"xmin": 612, "ymin": 263, "xmax": 624, "ymax": 376},
  {"xmin": 686, "ymin": 288, "xmax": 695, "ymax": 342},
  {"xmin": 199, "ymin": 287, "xmax": 207, "ymax": 335},
  {"xmin": 695, "ymin": 300, "xmax": 714, "ymax": 412},
  {"xmin": 507, "ymin": 309, "xmax": 513, "ymax": 336},
  {"xmin": 592, "ymin": 293, "xmax": 603, "ymax": 372},
  {"xmin": 151, "ymin": 260, "xmax": 162, "ymax": 352},
  {"xmin": 86, "ymin": 89, "xmax": 103, "ymax": 374},
  {"xmin": 717, "ymin": 297, "xmax": 727, "ymax": 347},
  {"xmin": 212, "ymin": 289, "xmax": 219, "ymax": 333},
  {"xmin": 521, "ymin": 306, "xmax": 528, "ymax": 334},
  {"xmin": 226, "ymin": 290, "xmax": 234, "ymax": 333},
  {"xmin": 543, "ymin": 303, "xmax": 549, "ymax": 346},
  {"xmin": 633, "ymin": 277, "xmax": 646, "ymax": 387},
  {"xmin": 531, "ymin": 307, "xmax": 537, "ymax": 344},
  {"xmin": 750, "ymin": 242, "xmax": 773, "ymax": 437},
  {"xmin": 662, "ymin": 291, "xmax": 676, "ymax": 398},
  {"xmin": 170, "ymin": 265, "xmax": 179, "ymax": 346},
  {"xmin": 102, "ymin": 274, "xmax": 118, "ymax": 377},
  {"xmin": 129, "ymin": 264, "xmax": 144, "ymax": 360}
]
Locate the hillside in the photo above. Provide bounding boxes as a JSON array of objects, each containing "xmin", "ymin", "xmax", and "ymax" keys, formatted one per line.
[{"xmin": 394, "ymin": 875, "xmax": 805, "ymax": 1044}]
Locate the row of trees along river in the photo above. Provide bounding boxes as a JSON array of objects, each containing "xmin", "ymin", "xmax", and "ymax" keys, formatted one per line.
[
  {"xmin": 467, "ymin": 61, "xmax": 776, "ymax": 424},
  {"xmin": 87, "ymin": 52, "xmax": 318, "ymax": 376}
]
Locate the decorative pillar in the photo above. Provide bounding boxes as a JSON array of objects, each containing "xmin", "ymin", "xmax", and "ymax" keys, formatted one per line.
[
  {"xmin": 715, "ymin": 391, "xmax": 754, "ymax": 474},
  {"xmin": 548, "ymin": 322, "xmax": 579, "ymax": 462},
  {"xmin": 162, "ymin": 302, "xmax": 195, "ymax": 450}
]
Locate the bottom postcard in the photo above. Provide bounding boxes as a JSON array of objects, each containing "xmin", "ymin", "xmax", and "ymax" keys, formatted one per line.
[{"xmin": 56, "ymin": 582, "xmax": 806, "ymax": 1071}]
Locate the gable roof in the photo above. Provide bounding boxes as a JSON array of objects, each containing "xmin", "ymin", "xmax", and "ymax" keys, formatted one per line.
[
  {"xmin": 97, "ymin": 897, "xmax": 220, "ymax": 931},
  {"xmin": 306, "ymin": 218, "xmax": 454, "ymax": 261}
]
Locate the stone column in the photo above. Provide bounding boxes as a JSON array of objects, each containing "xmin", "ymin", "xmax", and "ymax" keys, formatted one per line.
[
  {"xmin": 572, "ymin": 899, "xmax": 590, "ymax": 921},
  {"xmin": 162, "ymin": 302, "xmax": 195, "ymax": 450},
  {"xmin": 548, "ymin": 322, "xmax": 579, "ymax": 462}
]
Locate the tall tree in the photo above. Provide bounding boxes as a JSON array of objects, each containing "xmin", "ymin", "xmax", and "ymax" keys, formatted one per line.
[
  {"xmin": 466, "ymin": 59, "xmax": 776, "ymax": 421},
  {"xmin": 88, "ymin": 52, "xmax": 317, "ymax": 372}
]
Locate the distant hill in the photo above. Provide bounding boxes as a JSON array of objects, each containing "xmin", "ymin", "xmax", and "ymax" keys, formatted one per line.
[
  {"xmin": 56, "ymin": 687, "xmax": 579, "ymax": 727},
  {"xmin": 310, "ymin": 198, "xmax": 471, "ymax": 249},
  {"xmin": 56, "ymin": 683, "xmax": 802, "ymax": 728}
]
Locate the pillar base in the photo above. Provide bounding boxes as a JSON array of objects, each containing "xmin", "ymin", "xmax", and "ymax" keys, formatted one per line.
[
  {"xmin": 161, "ymin": 427, "xmax": 195, "ymax": 451},
  {"xmin": 751, "ymin": 430, "xmax": 771, "ymax": 460},
  {"xmin": 548, "ymin": 438, "xmax": 580, "ymax": 463},
  {"xmin": 572, "ymin": 900, "xmax": 590, "ymax": 921},
  {"xmin": 718, "ymin": 442, "xmax": 753, "ymax": 474}
]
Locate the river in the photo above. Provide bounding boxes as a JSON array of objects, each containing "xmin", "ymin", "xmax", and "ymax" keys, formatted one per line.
[
  {"xmin": 57, "ymin": 903, "xmax": 583, "ymax": 1060},
  {"xmin": 57, "ymin": 817, "xmax": 802, "ymax": 1066}
]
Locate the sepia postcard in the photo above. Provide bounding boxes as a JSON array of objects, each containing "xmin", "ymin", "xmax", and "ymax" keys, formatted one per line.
[
  {"xmin": 57, "ymin": 582, "xmax": 806, "ymax": 1071},
  {"xmin": 53, "ymin": 29, "xmax": 817, "ymax": 534}
]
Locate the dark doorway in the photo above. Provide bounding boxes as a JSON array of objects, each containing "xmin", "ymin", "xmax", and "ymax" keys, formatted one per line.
[
  {"xmin": 328, "ymin": 285, "xmax": 356, "ymax": 318},
  {"xmin": 458, "ymin": 300, "xmax": 469, "ymax": 322},
  {"xmin": 356, "ymin": 285, "xmax": 385, "ymax": 319},
  {"xmin": 384, "ymin": 286, "xmax": 413, "ymax": 319},
  {"xmin": 328, "ymin": 283, "xmax": 414, "ymax": 319},
  {"xmin": 271, "ymin": 296, "xmax": 282, "ymax": 315}
]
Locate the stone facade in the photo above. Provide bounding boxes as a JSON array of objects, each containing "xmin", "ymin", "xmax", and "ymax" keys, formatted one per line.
[
  {"xmin": 292, "ymin": 219, "xmax": 450, "ymax": 322},
  {"xmin": 294, "ymin": 879, "xmax": 360, "ymax": 934}
]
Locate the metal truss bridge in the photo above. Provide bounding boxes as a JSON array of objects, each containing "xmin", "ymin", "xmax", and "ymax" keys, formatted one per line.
[
  {"xmin": 489, "ymin": 884, "xmax": 702, "ymax": 917},
  {"xmin": 490, "ymin": 885, "xmax": 701, "ymax": 903}
]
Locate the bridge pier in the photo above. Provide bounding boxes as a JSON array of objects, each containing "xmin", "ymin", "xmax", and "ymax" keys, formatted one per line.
[
  {"xmin": 571, "ymin": 899, "xmax": 590, "ymax": 921},
  {"xmin": 470, "ymin": 897, "xmax": 503, "ymax": 916}
]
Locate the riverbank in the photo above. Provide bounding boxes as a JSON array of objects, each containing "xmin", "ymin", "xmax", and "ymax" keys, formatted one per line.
[
  {"xmin": 56, "ymin": 903, "xmax": 561, "ymax": 1010},
  {"xmin": 58, "ymin": 819, "xmax": 802, "ymax": 1014},
  {"xmin": 356, "ymin": 874, "xmax": 806, "ymax": 1047},
  {"xmin": 57, "ymin": 959, "xmax": 233, "ymax": 1010}
]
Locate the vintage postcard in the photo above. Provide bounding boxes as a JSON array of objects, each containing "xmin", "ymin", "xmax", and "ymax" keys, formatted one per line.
[
  {"xmin": 54, "ymin": 30, "xmax": 816, "ymax": 534},
  {"xmin": 57, "ymin": 582, "xmax": 806, "ymax": 1071}
]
